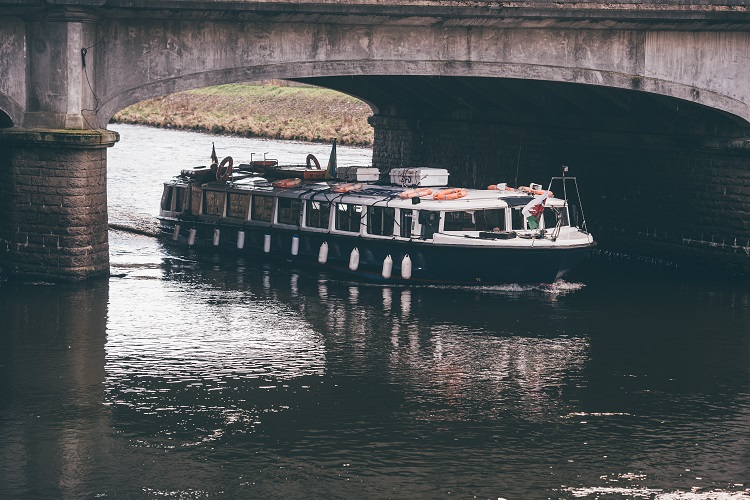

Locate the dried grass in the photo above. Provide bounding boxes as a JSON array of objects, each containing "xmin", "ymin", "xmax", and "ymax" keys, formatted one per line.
[{"xmin": 111, "ymin": 84, "xmax": 374, "ymax": 146}]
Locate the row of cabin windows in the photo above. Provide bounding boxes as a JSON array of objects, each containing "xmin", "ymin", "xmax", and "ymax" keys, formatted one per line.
[
  {"xmin": 163, "ymin": 187, "xmax": 564, "ymax": 234},
  {"xmin": 213, "ymin": 192, "xmax": 420, "ymax": 236},
  {"xmin": 161, "ymin": 186, "xmax": 186, "ymax": 212}
]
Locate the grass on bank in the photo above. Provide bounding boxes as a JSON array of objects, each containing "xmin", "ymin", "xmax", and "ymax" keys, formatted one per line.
[{"xmin": 111, "ymin": 84, "xmax": 374, "ymax": 147}]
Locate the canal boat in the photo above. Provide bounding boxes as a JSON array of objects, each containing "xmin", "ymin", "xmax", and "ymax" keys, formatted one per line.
[{"xmin": 158, "ymin": 148, "xmax": 595, "ymax": 284}]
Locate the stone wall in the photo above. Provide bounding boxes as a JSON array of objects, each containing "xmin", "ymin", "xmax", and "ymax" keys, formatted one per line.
[
  {"xmin": 371, "ymin": 115, "xmax": 750, "ymax": 273},
  {"xmin": 0, "ymin": 129, "xmax": 118, "ymax": 282}
]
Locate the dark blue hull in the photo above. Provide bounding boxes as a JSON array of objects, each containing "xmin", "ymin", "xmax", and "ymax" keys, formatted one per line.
[{"xmin": 159, "ymin": 219, "xmax": 594, "ymax": 284}]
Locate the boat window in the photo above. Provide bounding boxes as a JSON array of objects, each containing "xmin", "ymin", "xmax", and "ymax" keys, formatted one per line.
[
  {"xmin": 161, "ymin": 186, "xmax": 173, "ymax": 211},
  {"xmin": 400, "ymin": 209, "xmax": 414, "ymax": 238},
  {"xmin": 335, "ymin": 203, "xmax": 362, "ymax": 233},
  {"xmin": 202, "ymin": 190, "xmax": 225, "ymax": 216},
  {"xmin": 277, "ymin": 197, "xmax": 302, "ymax": 226},
  {"xmin": 444, "ymin": 211, "xmax": 472, "ymax": 231},
  {"xmin": 306, "ymin": 200, "xmax": 331, "ymax": 229},
  {"xmin": 444, "ymin": 209, "xmax": 505, "ymax": 232},
  {"xmin": 542, "ymin": 207, "xmax": 568, "ymax": 229},
  {"xmin": 367, "ymin": 206, "xmax": 395, "ymax": 236},
  {"xmin": 174, "ymin": 187, "xmax": 185, "ymax": 213},
  {"xmin": 251, "ymin": 195, "xmax": 274, "ymax": 222},
  {"xmin": 511, "ymin": 207, "xmax": 526, "ymax": 230},
  {"xmin": 190, "ymin": 188, "xmax": 201, "ymax": 216},
  {"xmin": 226, "ymin": 192, "xmax": 249, "ymax": 219},
  {"xmin": 418, "ymin": 210, "xmax": 440, "ymax": 239},
  {"xmin": 476, "ymin": 209, "xmax": 505, "ymax": 231}
]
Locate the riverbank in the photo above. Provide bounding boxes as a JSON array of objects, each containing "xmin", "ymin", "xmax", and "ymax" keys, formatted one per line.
[{"xmin": 111, "ymin": 84, "xmax": 374, "ymax": 147}]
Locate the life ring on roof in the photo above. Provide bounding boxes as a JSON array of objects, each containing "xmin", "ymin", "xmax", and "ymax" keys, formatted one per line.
[
  {"xmin": 433, "ymin": 188, "xmax": 468, "ymax": 201},
  {"xmin": 399, "ymin": 187, "xmax": 433, "ymax": 199},
  {"xmin": 210, "ymin": 156, "xmax": 233, "ymax": 182},
  {"xmin": 272, "ymin": 177, "xmax": 302, "ymax": 188},
  {"xmin": 306, "ymin": 154, "xmax": 321, "ymax": 170},
  {"xmin": 331, "ymin": 182, "xmax": 363, "ymax": 193},
  {"xmin": 487, "ymin": 183, "xmax": 515, "ymax": 191}
]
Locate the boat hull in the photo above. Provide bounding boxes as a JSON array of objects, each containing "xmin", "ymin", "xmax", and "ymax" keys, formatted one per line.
[{"xmin": 158, "ymin": 218, "xmax": 594, "ymax": 284}]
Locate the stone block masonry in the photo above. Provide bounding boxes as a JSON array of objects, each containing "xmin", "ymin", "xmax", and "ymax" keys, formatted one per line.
[{"xmin": 0, "ymin": 129, "xmax": 119, "ymax": 282}]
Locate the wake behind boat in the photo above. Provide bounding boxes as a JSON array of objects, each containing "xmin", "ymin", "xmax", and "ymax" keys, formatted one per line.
[{"xmin": 158, "ymin": 143, "xmax": 595, "ymax": 284}]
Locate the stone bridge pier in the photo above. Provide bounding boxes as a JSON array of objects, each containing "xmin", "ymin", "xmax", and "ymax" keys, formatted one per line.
[
  {"xmin": 0, "ymin": 11, "xmax": 118, "ymax": 281},
  {"xmin": 0, "ymin": 130, "xmax": 117, "ymax": 281}
]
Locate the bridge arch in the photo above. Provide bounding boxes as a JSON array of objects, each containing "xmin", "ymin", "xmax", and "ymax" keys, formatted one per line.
[
  {"xmin": 97, "ymin": 62, "xmax": 387, "ymax": 127},
  {"xmin": 99, "ymin": 59, "xmax": 750, "ymax": 140},
  {"xmin": 94, "ymin": 21, "xmax": 750, "ymax": 134}
]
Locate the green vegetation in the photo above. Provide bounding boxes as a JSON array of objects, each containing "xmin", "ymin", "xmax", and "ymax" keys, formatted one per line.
[{"xmin": 111, "ymin": 83, "xmax": 374, "ymax": 146}]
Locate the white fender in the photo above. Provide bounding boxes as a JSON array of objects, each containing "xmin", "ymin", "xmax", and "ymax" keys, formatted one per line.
[
  {"xmin": 172, "ymin": 224, "xmax": 181, "ymax": 241},
  {"xmin": 382, "ymin": 255, "xmax": 393, "ymax": 279},
  {"xmin": 349, "ymin": 247, "xmax": 360, "ymax": 271},
  {"xmin": 291, "ymin": 234, "xmax": 300, "ymax": 256},
  {"xmin": 188, "ymin": 228, "xmax": 197, "ymax": 246},
  {"xmin": 318, "ymin": 242, "xmax": 329, "ymax": 264},
  {"xmin": 213, "ymin": 228, "xmax": 220, "ymax": 246},
  {"xmin": 263, "ymin": 234, "xmax": 271, "ymax": 253},
  {"xmin": 401, "ymin": 254, "xmax": 412, "ymax": 279},
  {"xmin": 237, "ymin": 230, "xmax": 245, "ymax": 249}
]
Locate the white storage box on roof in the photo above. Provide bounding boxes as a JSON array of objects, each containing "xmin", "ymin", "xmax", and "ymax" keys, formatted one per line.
[
  {"xmin": 390, "ymin": 167, "xmax": 449, "ymax": 187},
  {"xmin": 336, "ymin": 166, "xmax": 380, "ymax": 182}
]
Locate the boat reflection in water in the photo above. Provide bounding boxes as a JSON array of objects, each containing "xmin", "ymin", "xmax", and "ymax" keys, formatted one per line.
[{"xmin": 122, "ymin": 240, "xmax": 591, "ymax": 434}]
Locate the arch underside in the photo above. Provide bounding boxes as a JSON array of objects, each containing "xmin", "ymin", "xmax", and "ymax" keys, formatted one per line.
[
  {"xmin": 300, "ymin": 75, "xmax": 748, "ymax": 138},
  {"xmin": 100, "ymin": 61, "xmax": 749, "ymax": 138},
  {"xmin": 0, "ymin": 93, "xmax": 20, "ymax": 128},
  {"xmin": 0, "ymin": 112, "xmax": 12, "ymax": 128}
]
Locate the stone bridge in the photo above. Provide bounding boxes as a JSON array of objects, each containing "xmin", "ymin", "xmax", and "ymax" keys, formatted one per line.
[{"xmin": 1, "ymin": 0, "xmax": 750, "ymax": 280}]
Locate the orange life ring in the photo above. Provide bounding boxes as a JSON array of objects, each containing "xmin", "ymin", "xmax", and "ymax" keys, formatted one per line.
[
  {"xmin": 272, "ymin": 177, "xmax": 302, "ymax": 188},
  {"xmin": 331, "ymin": 182, "xmax": 363, "ymax": 193},
  {"xmin": 306, "ymin": 154, "xmax": 321, "ymax": 170},
  {"xmin": 210, "ymin": 156, "xmax": 233, "ymax": 182},
  {"xmin": 398, "ymin": 187, "xmax": 433, "ymax": 199},
  {"xmin": 433, "ymin": 188, "xmax": 468, "ymax": 201}
]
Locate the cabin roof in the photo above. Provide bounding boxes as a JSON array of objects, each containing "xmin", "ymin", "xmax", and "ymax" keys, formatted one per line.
[{"xmin": 170, "ymin": 176, "xmax": 566, "ymax": 208}]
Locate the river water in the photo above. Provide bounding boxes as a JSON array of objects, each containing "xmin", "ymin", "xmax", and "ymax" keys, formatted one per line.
[{"xmin": 1, "ymin": 123, "xmax": 749, "ymax": 499}]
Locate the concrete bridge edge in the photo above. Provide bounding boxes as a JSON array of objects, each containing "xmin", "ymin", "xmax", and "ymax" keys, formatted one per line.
[{"xmin": 95, "ymin": 60, "xmax": 750, "ymax": 131}]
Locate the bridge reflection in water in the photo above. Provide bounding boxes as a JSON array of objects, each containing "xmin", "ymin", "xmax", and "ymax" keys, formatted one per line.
[{"xmin": 1, "ymin": 229, "xmax": 749, "ymax": 498}]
